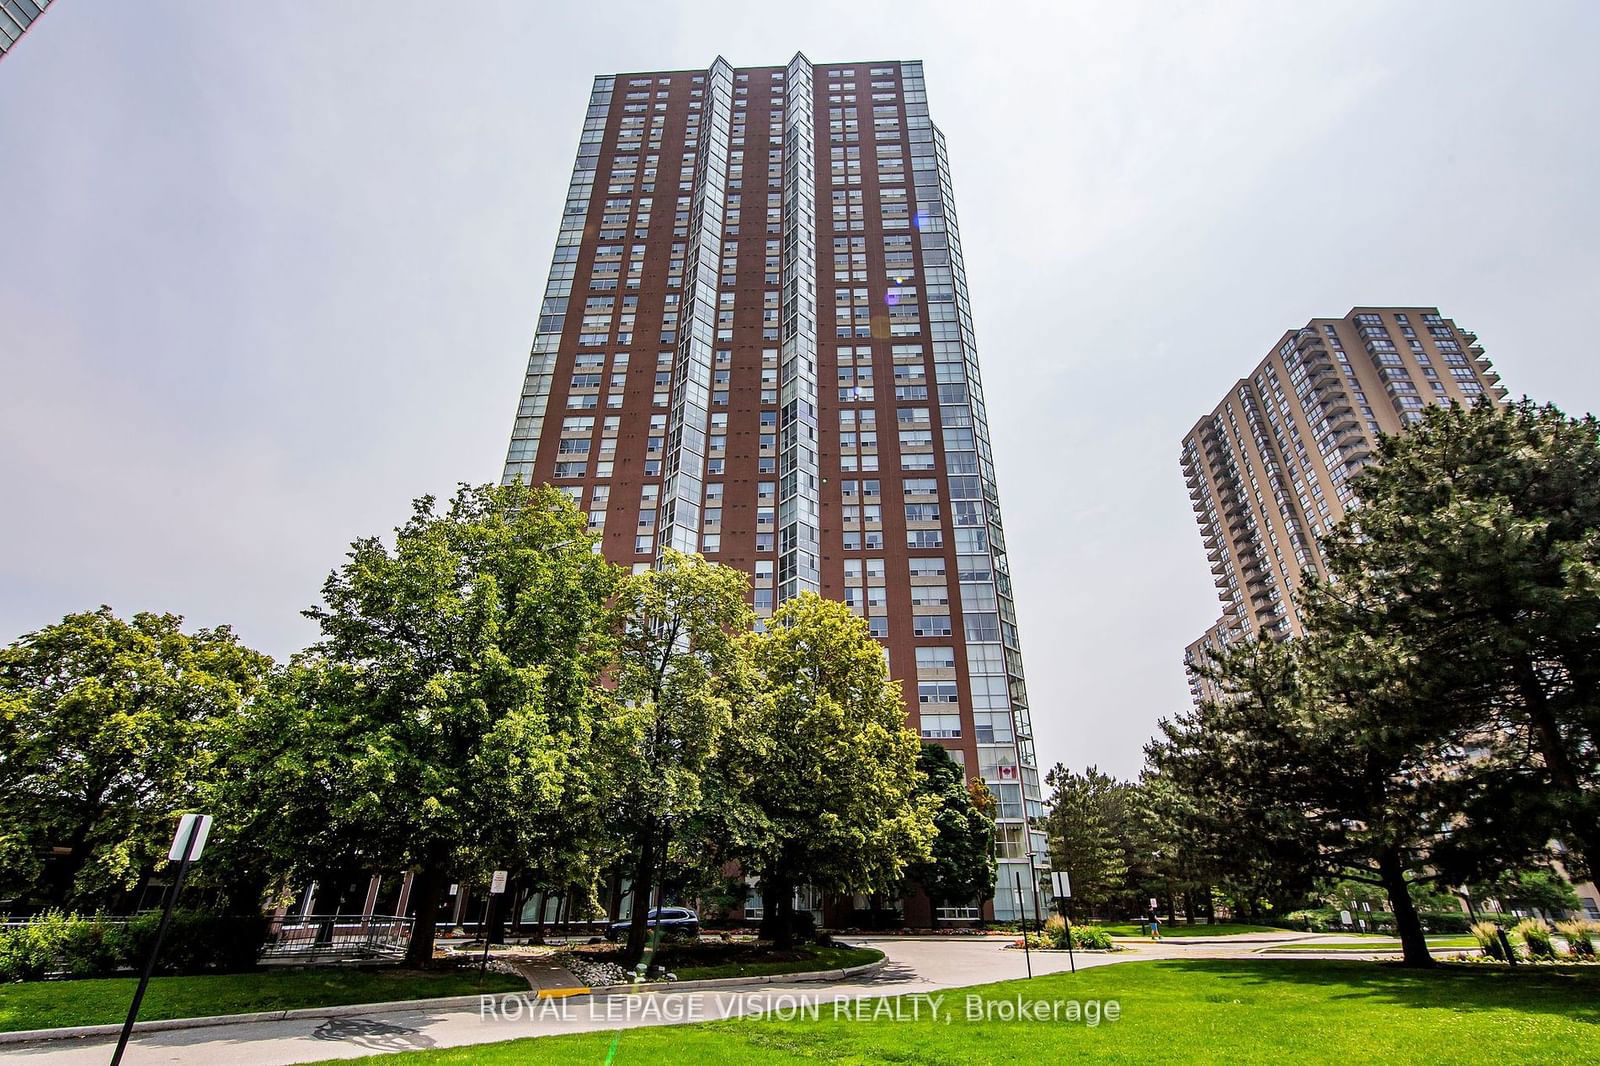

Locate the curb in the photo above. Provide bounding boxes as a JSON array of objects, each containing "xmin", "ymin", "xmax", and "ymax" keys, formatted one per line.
[
  {"xmin": 1112, "ymin": 936, "xmax": 1321, "ymax": 946},
  {"xmin": 0, "ymin": 992, "xmax": 501, "ymax": 1046},
  {"xmin": 567, "ymin": 954, "xmax": 889, "ymax": 997},
  {"xmin": 0, "ymin": 957, "xmax": 888, "ymax": 1046}
]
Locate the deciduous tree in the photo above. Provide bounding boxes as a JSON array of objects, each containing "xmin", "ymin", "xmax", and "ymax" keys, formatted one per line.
[
  {"xmin": 0, "ymin": 608, "xmax": 272, "ymax": 909},
  {"xmin": 296, "ymin": 482, "xmax": 618, "ymax": 965},
  {"xmin": 720, "ymin": 593, "xmax": 934, "ymax": 948},
  {"xmin": 610, "ymin": 550, "xmax": 752, "ymax": 965}
]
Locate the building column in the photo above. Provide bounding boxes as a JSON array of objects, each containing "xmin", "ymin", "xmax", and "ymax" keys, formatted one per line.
[
  {"xmin": 777, "ymin": 51, "xmax": 821, "ymax": 601},
  {"xmin": 658, "ymin": 56, "xmax": 735, "ymax": 559}
]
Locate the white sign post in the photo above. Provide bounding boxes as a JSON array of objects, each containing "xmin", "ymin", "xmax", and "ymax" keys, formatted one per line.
[
  {"xmin": 113, "ymin": 814, "xmax": 211, "ymax": 1066},
  {"xmin": 167, "ymin": 814, "xmax": 212, "ymax": 861},
  {"xmin": 1049, "ymin": 870, "xmax": 1077, "ymax": 973},
  {"xmin": 481, "ymin": 871, "xmax": 509, "ymax": 974}
]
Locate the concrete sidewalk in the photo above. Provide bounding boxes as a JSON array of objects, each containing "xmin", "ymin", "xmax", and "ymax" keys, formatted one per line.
[{"xmin": 0, "ymin": 938, "xmax": 1128, "ymax": 1065}]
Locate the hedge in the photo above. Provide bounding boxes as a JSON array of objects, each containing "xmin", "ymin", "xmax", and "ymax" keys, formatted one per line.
[{"xmin": 0, "ymin": 910, "xmax": 269, "ymax": 982}]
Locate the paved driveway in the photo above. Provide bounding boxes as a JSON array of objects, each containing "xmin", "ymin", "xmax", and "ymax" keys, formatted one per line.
[{"xmin": 4, "ymin": 936, "xmax": 1158, "ymax": 1066}]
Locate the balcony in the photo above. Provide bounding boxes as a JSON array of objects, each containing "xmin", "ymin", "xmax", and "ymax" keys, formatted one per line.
[
  {"xmin": 1333, "ymin": 424, "xmax": 1365, "ymax": 448},
  {"xmin": 1341, "ymin": 446, "xmax": 1373, "ymax": 469}
]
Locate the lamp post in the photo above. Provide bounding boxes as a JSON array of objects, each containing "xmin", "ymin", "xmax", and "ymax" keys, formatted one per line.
[{"xmin": 1012, "ymin": 870, "xmax": 1032, "ymax": 979}]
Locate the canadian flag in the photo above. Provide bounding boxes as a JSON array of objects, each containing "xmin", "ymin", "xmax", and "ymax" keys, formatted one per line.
[{"xmin": 998, "ymin": 764, "xmax": 1018, "ymax": 780}]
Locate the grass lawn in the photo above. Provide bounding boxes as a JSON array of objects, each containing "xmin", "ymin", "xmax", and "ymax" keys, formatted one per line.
[
  {"xmin": 314, "ymin": 959, "xmax": 1600, "ymax": 1065},
  {"xmin": 666, "ymin": 945, "xmax": 883, "ymax": 982},
  {"xmin": 1102, "ymin": 921, "xmax": 1282, "ymax": 938},
  {"xmin": 0, "ymin": 966, "xmax": 527, "ymax": 1033},
  {"xmin": 1262, "ymin": 937, "xmax": 1480, "ymax": 954}
]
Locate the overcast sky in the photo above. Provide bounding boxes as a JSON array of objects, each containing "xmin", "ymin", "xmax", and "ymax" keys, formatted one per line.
[{"xmin": 3, "ymin": 1, "xmax": 1597, "ymax": 778}]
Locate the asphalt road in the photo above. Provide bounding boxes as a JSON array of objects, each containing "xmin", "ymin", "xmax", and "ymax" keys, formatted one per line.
[{"xmin": 4, "ymin": 933, "xmax": 1350, "ymax": 1065}]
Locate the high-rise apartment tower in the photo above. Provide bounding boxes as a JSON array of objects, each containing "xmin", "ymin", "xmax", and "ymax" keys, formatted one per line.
[
  {"xmin": 1180, "ymin": 308, "xmax": 1508, "ymax": 703},
  {"xmin": 501, "ymin": 55, "xmax": 1044, "ymax": 919}
]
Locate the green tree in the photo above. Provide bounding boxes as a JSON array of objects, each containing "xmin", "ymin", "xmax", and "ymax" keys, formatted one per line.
[
  {"xmin": 189, "ymin": 669, "xmax": 325, "ymax": 915},
  {"xmin": 0, "ymin": 608, "xmax": 272, "ymax": 910},
  {"xmin": 1475, "ymin": 868, "xmax": 1582, "ymax": 918},
  {"xmin": 720, "ymin": 593, "xmax": 934, "ymax": 948},
  {"xmin": 1311, "ymin": 399, "xmax": 1600, "ymax": 875},
  {"xmin": 1042, "ymin": 765, "xmax": 1129, "ymax": 919},
  {"xmin": 296, "ymin": 482, "xmax": 618, "ymax": 965},
  {"xmin": 904, "ymin": 742, "xmax": 996, "ymax": 925},
  {"xmin": 610, "ymin": 550, "xmax": 753, "ymax": 965},
  {"xmin": 1125, "ymin": 775, "xmax": 1215, "ymax": 924},
  {"xmin": 1156, "ymin": 635, "xmax": 1543, "ymax": 966}
]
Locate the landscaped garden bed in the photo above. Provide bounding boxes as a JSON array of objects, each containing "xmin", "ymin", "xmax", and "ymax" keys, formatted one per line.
[{"xmin": 557, "ymin": 940, "xmax": 883, "ymax": 983}]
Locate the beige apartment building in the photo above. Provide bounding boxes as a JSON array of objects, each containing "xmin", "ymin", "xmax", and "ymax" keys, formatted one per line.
[{"xmin": 1180, "ymin": 308, "xmax": 1507, "ymax": 702}]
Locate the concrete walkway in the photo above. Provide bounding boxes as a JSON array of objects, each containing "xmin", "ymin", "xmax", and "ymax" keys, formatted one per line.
[
  {"xmin": 1, "ymin": 937, "xmax": 1145, "ymax": 1065},
  {"xmin": 499, "ymin": 954, "xmax": 586, "ymax": 993},
  {"xmin": 1, "ymin": 933, "xmax": 1437, "ymax": 1065}
]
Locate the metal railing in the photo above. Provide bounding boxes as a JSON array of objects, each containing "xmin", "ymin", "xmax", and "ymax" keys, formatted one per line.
[{"xmin": 260, "ymin": 914, "xmax": 412, "ymax": 960}]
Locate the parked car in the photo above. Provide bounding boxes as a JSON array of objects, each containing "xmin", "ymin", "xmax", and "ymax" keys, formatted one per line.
[{"xmin": 607, "ymin": 907, "xmax": 700, "ymax": 941}]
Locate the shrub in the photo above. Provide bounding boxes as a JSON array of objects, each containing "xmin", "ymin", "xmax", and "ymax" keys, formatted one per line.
[
  {"xmin": 60, "ymin": 914, "xmax": 123, "ymax": 977},
  {"xmin": 1514, "ymin": 918, "xmax": 1556, "ymax": 960},
  {"xmin": 1556, "ymin": 919, "xmax": 1596, "ymax": 958},
  {"xmin": 1042, "ymin": 915, "xmax": 1068, "ymax": 948},
  {"xmin": 0, "ymin": 911, "xmax": 71, "ymax": 981},
  {"xmin": 0, "ymin": 910, "xmax": 269, "ymax": 981},
  {"xmin": 1471, "ymin": 921, "xmax": 1511, "ymax": 961},
  {"xmin": 1417, "ymin": 910, "xmax": 1473, "ymax": 934},
  {"xmin": 1072, "ymin": 924, "xmax": 1114, "ymax": 951},
  {"xmin": 137, "ymin": 911, "xmax": 270, "ymax": 974}
]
